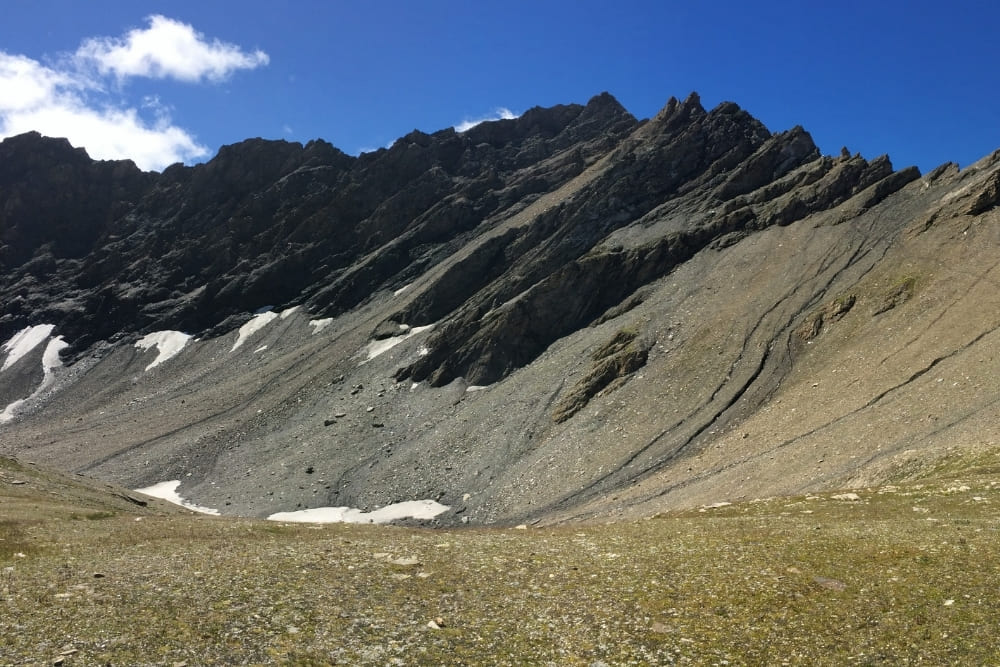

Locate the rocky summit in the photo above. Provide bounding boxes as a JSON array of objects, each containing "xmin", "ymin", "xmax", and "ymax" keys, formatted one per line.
[{"xmin": 2, "ymin": 91, "xmax": 1000, "ymax": 525}]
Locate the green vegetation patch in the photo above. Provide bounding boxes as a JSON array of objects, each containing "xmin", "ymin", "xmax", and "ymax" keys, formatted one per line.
[{"xmin": 874, "ymin": 274, "xmax": 920, "ymax": 315}]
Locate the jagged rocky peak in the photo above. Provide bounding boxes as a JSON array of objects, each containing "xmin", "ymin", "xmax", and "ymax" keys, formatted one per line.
[
  {"xmin": 0, "ymin": 91, "xmax": 918, "ymax": 361},
  {"xmin": 583, "ymin": 90, "xmax": 629, "ymax": 114},
  {"xmin": 651, "ymin": 90, "xmax": 705, "ymax": 125},
  {"xmin": 190, "ymin": 136, "xmax": 354, "ymax": 191},
  {"xmin": 389, "ymin": 95, "xmax": 919, "ymax": 390},
  {"xmin": 460, "ymin": 92, "xmax": 636, "ymax": 149},
  {"xmin": 713, "ymin": 125, "xmax": 821, "ymax": 201},
  {"xmin": 0, "ymin": 131, "xmax": 94, "ymax": 173}
]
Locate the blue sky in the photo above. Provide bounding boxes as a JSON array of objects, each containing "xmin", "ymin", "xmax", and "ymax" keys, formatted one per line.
[{"xmin": 1, "ymin": 1, "xmax": 997, "ymax": 172}]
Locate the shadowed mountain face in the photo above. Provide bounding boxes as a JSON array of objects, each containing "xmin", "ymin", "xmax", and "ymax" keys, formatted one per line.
[{"xmin": 2, "ymin": 91, "xmax": 1000, "ymax": 525}]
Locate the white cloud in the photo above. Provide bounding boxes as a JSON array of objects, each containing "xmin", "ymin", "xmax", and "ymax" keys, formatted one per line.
[
  {"xmin": 0, "ymin": 51, "xmax": 209, "ymax": 170},
  {"xmin": 455, "ymin": 107, "xmax": 518, "ymax": 133},
  {"xmin": 0, "ymin": 16, "xmax": 269, "ymax": 171},
  {"xmin": 76, "ymin": 15, "xmax": 269, "ymax": 82},
  {"xmin": 0, "ymin": 54, "xmax": 78, "ymax": 112}
]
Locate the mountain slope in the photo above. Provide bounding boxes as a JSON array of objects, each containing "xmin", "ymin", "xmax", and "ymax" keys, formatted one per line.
[{"xmin": 1, "ymin": 91, "xmax": 999, "ymax": 525}]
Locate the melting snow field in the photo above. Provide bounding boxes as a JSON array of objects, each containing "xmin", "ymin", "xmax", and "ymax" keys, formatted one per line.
[
  {"xmin": 231, "ymin": 311, "xmax": 279, "ymax": 351},
  {"xmin": 309, "ymin": 318, "xmax": 334, "ymax": 334},
  {"xmin": 1, "ymin": 324, "xmax": 55, "ymax": 372},
  {"xmin": 268, "ymin": 500, "xmax": 450, "ymax": 524},
  {"xmin": 131, "ymin": 481, "xmax": 448, "ymax": 524},
  {"xmin": 132, "ymin": 481, "xmax": 446, "ymax": 524},
  {"xmin": 134, "ymin": 331, "xmax": 192, "ymax": 370},
  {"xmin": 134, "ymin": 480, "xmax": 221, "ymax": 515},
  {"xmin": 230, "ymin": 307, "xmax": 300, "ymax": 351},
  {"xmin": 1, "ymin": 334, "xmax": 68, "ymax": 423},
  {"xmin": 0, "ymin": 397, "xmax": 28, "ymax": 423},
  {"xmin": 363, "ymin": 324, "xmax": 434, "ymax": 362}
]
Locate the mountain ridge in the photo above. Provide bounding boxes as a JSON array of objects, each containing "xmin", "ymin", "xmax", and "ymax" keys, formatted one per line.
[{"xmin": 2, "ymin": 91, "xmax": 1000, "ymax": 526}]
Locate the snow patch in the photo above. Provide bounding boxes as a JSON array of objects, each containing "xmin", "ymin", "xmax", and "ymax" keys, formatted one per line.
[
  {"xmin": 231, "ymin": 311, "xmax": 279, "ymax": 351},
  {"xmin": 279, "ymin": 306, "xmax": 300, "ymax": 319},
  {"xmin": 309, "ymin": 318, "xmax": 333, "ymax": 334},
  {"xmin": 134, "ymin": 480, "xmax": 220, "ymax": 515},
  {"xmin": 268, "ymin": 499, "xmax": 450, "ymax": 524},
  {"xmin": 394, "ymin": 283, "xmax": 411, "ymax": 296},
  {"xmin": 41, "ymin": 337, "xmax": 67, "ymax": 373},
  {"xmin": 466, "ymin": 385, "xmax": 488, "ymax": 392},
  {"xmin": 134, "ymin": 331, "xmax": 192, "ymax": 370},
  {"xmin": 254, "ymin": 345, "xmax": 268, "ymax": 354},
  {"xmin": 0, "ymin": 399, "xmax": 26, "ymax": 423},
  {"xmin": 1, "ymin": 336, "xmax": 68, "ymax": 423},
  {"xmin": 363, "ymin": 324, "xmax": 434, "ymax": 362},
  {"xmin": 1, "ymin": 324, "xmax": 55, "ymax": 371}
]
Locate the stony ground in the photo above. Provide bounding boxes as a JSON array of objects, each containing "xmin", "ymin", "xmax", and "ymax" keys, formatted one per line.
[{"xmin": 3, "ymin": 455, "xmax": 1000, "ymax": 665}]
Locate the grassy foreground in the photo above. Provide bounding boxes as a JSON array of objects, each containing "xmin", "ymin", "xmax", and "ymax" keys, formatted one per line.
[{"xmin": 2, "ymin": 456, "xmax": 1000, "ymax": 665}]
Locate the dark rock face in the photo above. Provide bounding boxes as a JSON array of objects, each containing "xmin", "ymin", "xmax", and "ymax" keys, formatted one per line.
[
  {"xmin": 0, "ymin": 93, "xmax": 916, "ymax": 368},
  {"xmin": 393, "ymin": 95, "xmax": 917, "ymax": 387},
  {"xmin": 8, "ymin": 90, "xmax": 973, "ymax": 526},
  {"xmin": 0, "ymin": 94, "xmax": 639, "ymax": 356},
  {"xmin": 0, "ymin": 132, "xmax": 152, "ymax": 266}
]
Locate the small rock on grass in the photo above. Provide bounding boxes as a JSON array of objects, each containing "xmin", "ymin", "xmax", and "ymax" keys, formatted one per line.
[
  {"xmin": 390, "ymin": 557, "xmax": 421, "ymax": 566},
  {"xmin": 813, "ymin": 576, "xmax": 846, "ymax": 591}
]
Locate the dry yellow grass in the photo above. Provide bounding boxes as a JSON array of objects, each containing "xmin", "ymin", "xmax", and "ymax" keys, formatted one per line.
[{"xmin": 3, "ymin": 454, "xmax": 1000, "ymax": 665}]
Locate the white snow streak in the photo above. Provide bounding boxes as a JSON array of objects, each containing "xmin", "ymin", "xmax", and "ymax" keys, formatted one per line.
[
  {"xmin": 363, "ymin": 324, "xmax": 434, "ymax": 362},
  {"xmin": 268, "ymin": 499, "xmax": 450, "ymax": 524},
  {"xmin": 134, "ymin": 480, "xmax": 220, "ymax": 515},
  {"xmin": 134, "ymin": 331, "xmax": 192, "ymax": 370},
  {"xmin": 41, "ymin": 337, "xmax": 66, "ymax": 372},
  {"xmin": 0, "ymin": 399, "xmax": 26, "ymax": 423},
  {"xmin": 309, "ymin": 318, "xmax": 333, "ymax": 334},
  {"xmin": 231, "ymin": 311, "xmax": 279, "ymax": 351},
  {"xmin": 1, "ymin": 324, "xmax": 55, "ymax": 371},
  {"xmin": 0, "ymin": 335, "xmax": 67, "ymax": 423}
]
